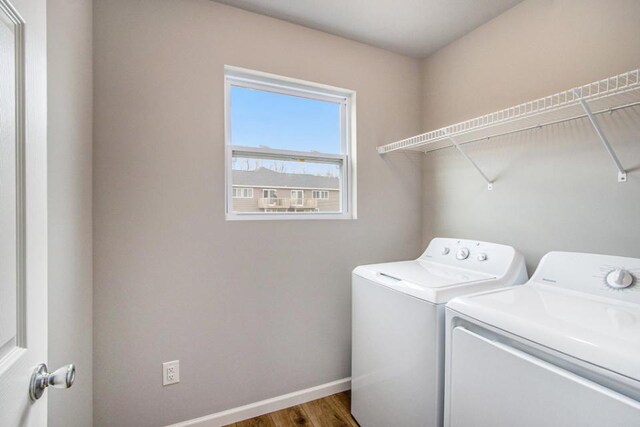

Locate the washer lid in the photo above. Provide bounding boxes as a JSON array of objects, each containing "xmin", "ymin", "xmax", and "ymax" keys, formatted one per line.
[
  {"xmin": 354, "ymin": 260, "xmax": 495, "ymax": 304},
  {"xmin": 447, "ymin": 283, "xmax": 640, "ymax": 381}
]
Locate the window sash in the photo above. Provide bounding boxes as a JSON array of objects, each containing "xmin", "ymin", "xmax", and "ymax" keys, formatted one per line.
[
  {"xmin": 226, "ymin": 68, "xmax": 349, "ymax": 105},
  {"xmin": 230, "ymin": 147, "xmax": 347, "ymax": 211},
  {"xmin": 230, "ymin": 151, "xmax": 345, "ymax": 217},
  {"xmin": 230, "ymin": 145, "xmax": 344, "ymax": 164}
]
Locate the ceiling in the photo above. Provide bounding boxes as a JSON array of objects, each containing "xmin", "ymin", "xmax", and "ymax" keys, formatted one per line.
[{"xmin": 213, "ymin": 0, "xmax": 524, "ymax": 58}]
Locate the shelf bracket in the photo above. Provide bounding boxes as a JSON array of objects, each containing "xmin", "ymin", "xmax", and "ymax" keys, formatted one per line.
[
  {"xmin": 446, "ymin": 133, "xmax": 494, "ymax": 190},
  {"xmin": 574, "ymin": 89, "xmax": 627, "ymax": 183}
]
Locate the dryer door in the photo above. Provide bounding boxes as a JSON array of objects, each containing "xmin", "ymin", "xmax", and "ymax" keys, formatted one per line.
[{"xmin": 446, "ymin": 327, "xmax": 640, "ymax": 427}]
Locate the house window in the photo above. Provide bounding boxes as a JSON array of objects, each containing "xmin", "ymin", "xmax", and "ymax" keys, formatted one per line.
[
  {"xmin": 232, "ymin": 187, "xmax": 253, "ymax": 198},
  {"xmin": 225, "ymin": 66, "xmax": 356, "ymax": 220},
  {"xmin": 263, "ymin": 189, "xmax": 277, "ymax": 199},
  {"xmin": 312, "ymin": 190, "xmax": 329, "ymax": 200}
]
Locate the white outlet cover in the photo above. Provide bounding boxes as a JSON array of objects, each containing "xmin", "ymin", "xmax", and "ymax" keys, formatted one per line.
[{"xmin": 162, "ymin": 360, "xmax": 180, "ymax": 386}]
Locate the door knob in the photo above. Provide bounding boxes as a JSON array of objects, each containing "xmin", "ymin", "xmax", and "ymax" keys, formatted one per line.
[{"xmin": 29, "ymin": 363, "xmax": 76, "ymax": 401}]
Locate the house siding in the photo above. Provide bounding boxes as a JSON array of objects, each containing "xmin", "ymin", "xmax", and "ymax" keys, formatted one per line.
[{"xmin": 231, "ymin": 186, "xmax": 340, "ymax": 213}]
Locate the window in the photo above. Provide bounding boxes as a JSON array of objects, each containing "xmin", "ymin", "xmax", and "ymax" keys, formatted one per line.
[
  {"xmin": 225, "ymin": 66, "xmax": 356, "ymax": 220},
  {"xmin": 312, "ymin": 190, "xmax": 329, "ymax": 200},
  {"xmin": 232, "ymin": 187, "xmax": 253, "ymax": 198},
  {"xmin": 263, "ymin": 189, "xmax": 277, "ymax": 199}
]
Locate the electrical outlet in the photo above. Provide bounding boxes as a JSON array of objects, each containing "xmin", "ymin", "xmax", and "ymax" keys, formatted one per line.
[{"xmin": 162, "ymin": 360, "xmax": 180, "ymax": 386}]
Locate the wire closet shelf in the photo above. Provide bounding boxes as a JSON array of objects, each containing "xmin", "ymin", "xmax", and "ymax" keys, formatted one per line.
[{"xmin": 377, "ymin": 69, "xmax": 640, "ymax": 155}]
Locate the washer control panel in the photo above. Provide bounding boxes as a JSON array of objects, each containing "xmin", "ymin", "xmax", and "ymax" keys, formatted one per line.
[
  {"xmin": 532, "ymin": 252, "xmax": 640, "ymax": 303},
  {"xmin": 436, "ymin": 242, "xmax": 489, "ymax": 263},
  {"xmin": 420, "ymin": 238, "xmax": 527, "ymax": 281}
]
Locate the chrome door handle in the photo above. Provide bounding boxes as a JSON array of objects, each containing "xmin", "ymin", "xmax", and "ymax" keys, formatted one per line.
[{"xmin": 29, "ymin": 363, "xmax": 76, "ymax": 401}]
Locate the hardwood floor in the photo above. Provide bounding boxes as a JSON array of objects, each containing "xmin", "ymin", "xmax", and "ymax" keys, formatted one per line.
[{"xmin": 225, "ymin": 391, "xmax": 359, "ymax": 427}]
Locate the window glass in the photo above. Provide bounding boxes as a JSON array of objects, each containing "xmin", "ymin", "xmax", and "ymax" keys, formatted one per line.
[
  {"xmin": 231, "ymin": 157, "xmax": 341, "ymax": 214},
  {"xmin": 230, "ymin": 86, "xmax": 341, "ymax": 154}
]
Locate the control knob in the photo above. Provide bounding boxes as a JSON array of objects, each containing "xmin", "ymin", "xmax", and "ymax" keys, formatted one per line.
[
  {"xmin": 477, "ymin": 253, "xmax": 488, "ymax": 261},
  {"xmin": 605, "ymin": 268, "xmax": 634, "ymax": 289},
  {"xmin": 456, "ymin": 248, "xmax": 470, "ymax": 260},
  {"xmin": 442, "ymin": 247, "xmax": 450, "ymax": 255}
]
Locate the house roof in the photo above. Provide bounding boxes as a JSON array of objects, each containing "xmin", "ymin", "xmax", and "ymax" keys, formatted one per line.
[{"xmin": 233, "ymin": 167, "xmax": 339, "ymax": 189}]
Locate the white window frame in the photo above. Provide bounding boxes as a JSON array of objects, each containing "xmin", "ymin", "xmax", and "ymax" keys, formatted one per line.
[
  {"xmin": 312, "ymin": 190, "xmax": 329, "ymax": 200},
  {"xmin": 232, "ymin": 187, "xmax": 253, "ymax": 199},
  {"xmin": 224, "ymin": 65, "xmax": 357, "ymax": 221}
]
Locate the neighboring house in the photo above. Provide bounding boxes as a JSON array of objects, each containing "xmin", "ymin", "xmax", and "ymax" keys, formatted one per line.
[{"xmin": 232, "ymin": 167, "xmax": 340, "ymax": 213}]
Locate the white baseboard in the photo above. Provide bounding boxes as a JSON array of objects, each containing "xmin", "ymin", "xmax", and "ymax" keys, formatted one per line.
[{"xmin": 167, "ymin": 377, "xmax": 351, "ymax": 427}]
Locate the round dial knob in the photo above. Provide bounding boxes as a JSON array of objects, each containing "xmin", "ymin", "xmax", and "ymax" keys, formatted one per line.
[
  {"xmin": 605, "ymin": 269, "xmax": 634, "ymax": 289},
  {"xmin": 442, "ymin": 247, "xmax": 450, "ymax": 255},
  {"xmin": 456, "ymin": 248, "xmax": 470, "ymax": 260},
  {"xmin": 477, "ymin": 253, "xmax": 488, "ymax": 261}
]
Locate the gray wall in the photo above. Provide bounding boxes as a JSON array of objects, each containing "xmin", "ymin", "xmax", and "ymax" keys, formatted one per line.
[
  {"xmin": 47, "ymin": 0, "xmax": 93, "ymax": 425},
  {"xmin": 421, "ymin": 0, "xmax": 640, "ymax": 272},
  {"xmin": 93, "ymin": 1, "xmax": 423, "ymax": 426}
]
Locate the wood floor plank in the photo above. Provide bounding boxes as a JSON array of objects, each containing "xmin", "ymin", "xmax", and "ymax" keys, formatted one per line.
[
  {"xmin": 269, "ymin": 408, "xmax": 291, "ymax": 426},
  {"xmin": 330, "ymin": 392, "xmax": 352, "ymax": 415},
  {"xmin": 327, "ymin": 392, "xmax": 355, "ymax": 423},
  {"xmin": 234, "ymin": 414, "xmax": 277, "ymax": 427},
  {"xmin": 301, "ymin": 394, "xmax": 357, "ymax": 427},
  {"xmin": 224, "ymin": 391, "xmax": 356, "ymax": 427},
  {"xmin": 269, "ymin": 405, "xmax": 314, "ymax": 426}
]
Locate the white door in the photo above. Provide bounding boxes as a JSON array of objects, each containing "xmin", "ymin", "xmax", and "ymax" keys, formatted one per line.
[
  {"xmin": 0, "ymin": 0, "xmax": 56, "ymax": 425},
  {"xmin": 291, "ymin": 190, "xmax": 304, "ymax": 206}
]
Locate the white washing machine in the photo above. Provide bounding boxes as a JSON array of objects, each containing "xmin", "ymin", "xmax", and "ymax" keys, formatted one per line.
[
  {"xmin": 351, "ymin": 237, "xmax": 527, "ymax": 427},
  {"xmin": 444, "ymin": 251, "xmax": 640, "ymax": 427}
]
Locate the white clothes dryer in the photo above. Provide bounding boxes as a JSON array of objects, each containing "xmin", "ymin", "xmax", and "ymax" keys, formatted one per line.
[{"xmin": 445, "ymin": 251, "xmax": 640, "ymax": 427}]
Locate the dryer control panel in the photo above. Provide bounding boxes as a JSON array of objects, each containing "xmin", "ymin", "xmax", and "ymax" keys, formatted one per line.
[{"xmin": 532, "ymin": 252, "xmax": 640, "ymax": 304}]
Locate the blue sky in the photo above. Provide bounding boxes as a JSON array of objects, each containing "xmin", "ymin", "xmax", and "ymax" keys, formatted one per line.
[{"xmin": 230, "ymin": 85, "xmax": 341, "ymax": 154}]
